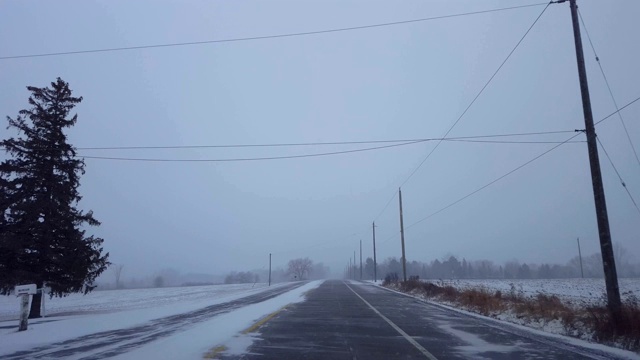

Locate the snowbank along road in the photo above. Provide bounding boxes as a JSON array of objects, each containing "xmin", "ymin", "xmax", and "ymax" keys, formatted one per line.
[
  {"xmin": 218, "ymin": 280, "xmax": 639, "ymax": 360},
  {"xmin": 0, "ymin": 282, "xmax": 306, "ymax": 360}
]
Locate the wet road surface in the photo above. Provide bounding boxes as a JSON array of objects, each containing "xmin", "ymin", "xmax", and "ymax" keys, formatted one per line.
[{"xmin": 223, "ymin": 280, "xmax": 622, "ymax": 360}]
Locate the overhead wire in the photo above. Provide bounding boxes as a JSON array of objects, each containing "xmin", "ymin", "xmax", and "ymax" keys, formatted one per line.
[
  {"xmin": 373, "ymin": 191, "xmax": 398, "ymax": 223},
  {"xmin": 371, "ymin": 138, "xmax": 579, "ymax": 223},
  {"xmin": 595, "ymin": 95, "xmax": 640, "ymax": 126},
  {"xmin": 0, "ymin": 2, "xmax": 550, "ymax": 61},
  {"xmin": 379, "ymin": 132, "xmax": 583, "ymax": 246},
  {"xmin": 443, "ymin": 139, "xmax": 584, "ymax": 144},
  {"xmin": 0, "ymin": 129, "xmax": 590, "ymax": 162},
  {"xmin": 370, "ymin": 1, "xmax": 554, "ymax": 224},
  {"xmin": 74, "ymin": 129, "xmax": 577, "ymax": 151},
  {"xmin": 72, "ymin": 130, "xmax": 584, "ymax": 162},
  {"xmin": 397, "ymin": 2, "xmax": 553, "ymax": 189},
  {"xmin": 578, "ymin": 10, "xmax": 640, "ymax": 170},
  {"xmin": 77, "ymin": 140, "xmax": 426, "ymax": 162},
  {"xmin": 378, "ymin": 96, "xmax": 640, "ymax": 244},
  {"xmin": 403, "ymin": 133, "xmax": 582, "ymax": 232},
  {"xmin": 596, "ymin": 137, "xmax": 640, "ymax": 216}
]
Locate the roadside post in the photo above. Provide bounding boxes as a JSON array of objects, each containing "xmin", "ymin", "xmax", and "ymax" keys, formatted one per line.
[
  {"xmin": 40, "ymin": 285, "xmax": 50, "ymax": 318},
  {"xmin": 15, "ymin": 284, "xmax": 36, "ymax": 331}
]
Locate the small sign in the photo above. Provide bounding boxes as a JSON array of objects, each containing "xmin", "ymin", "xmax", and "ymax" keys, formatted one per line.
[{"xmin": 15, "ymin": 284, "xmax": 36, "ymax": 296}]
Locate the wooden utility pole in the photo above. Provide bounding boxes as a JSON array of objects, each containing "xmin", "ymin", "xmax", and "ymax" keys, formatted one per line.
[
  {"xmin": 568, "ymin": 0, "xmax": 621, "ymax": 318},
  {"xmin": 360, "ymin": 240, "xmax": 363, "ymax": 280},
  {"xmin": 372, "ymin": 222, "xmax": 378, "ymax": 282},
  {"xmin": 268, "ymin": 253, "xmax": 272, "ymax": 286},
  {"xmin": 399, "ymin": 188, "xmax": 407, "ymax": 282},
  {"xmin": 354, "ymin": 251, "xmax": 356, "ymax": 280},
  {"xmin": 577, "ymin": 238, "xmax": 584, "ymax": 278},
  {"xmin": 18, "ymin": 294, "xmax": 29, "ymax": 331}
]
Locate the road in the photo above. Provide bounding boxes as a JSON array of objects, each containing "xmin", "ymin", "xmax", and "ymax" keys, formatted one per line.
[
  {"xmin": 222, "ymin": 280, "xmax": 623, "ymax": 360},
  {"xmin": 1, "ymin": 282, "xmax": 306, "ymax": 360}
]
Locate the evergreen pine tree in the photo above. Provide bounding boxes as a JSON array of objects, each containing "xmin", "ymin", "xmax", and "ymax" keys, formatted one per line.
[{"xmin": 0, "ymin": 78, "xmax": 109, "ymax": 318}]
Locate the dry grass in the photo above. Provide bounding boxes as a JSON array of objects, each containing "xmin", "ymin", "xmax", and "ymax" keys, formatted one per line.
[
  {"xmin": 384, "ymin": 280, "xmax": 640, "ymax": 351},
  {"xmin": 586, "ymin": 296, "xmax": 640, "ymax": 350}
]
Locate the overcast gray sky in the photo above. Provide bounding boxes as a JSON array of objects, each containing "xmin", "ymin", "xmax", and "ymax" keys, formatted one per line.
[{"xmin": 1, "ymin": 0, "xmax": 639, "ymax": 279}]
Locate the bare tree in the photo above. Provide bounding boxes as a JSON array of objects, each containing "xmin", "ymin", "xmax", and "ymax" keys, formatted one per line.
[
  {"xmin": 287, "ymin": 258, "xmax": 313, "ymax": 280},
  {"xmin": 113, "ymin": 264, "xmax": 124, "ymax": 289}
]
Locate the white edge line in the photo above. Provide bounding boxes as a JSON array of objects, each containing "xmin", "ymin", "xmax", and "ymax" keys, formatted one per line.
[
  {"xmin": 373, "ymin": 283, "xmax": 640, "ymax": 360},
  {"xmin": 343, "ymin": 281, "xmax": 438, "ymax": 360}
]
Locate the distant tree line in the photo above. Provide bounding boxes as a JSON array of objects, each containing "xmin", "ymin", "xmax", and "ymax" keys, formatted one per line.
[
  {"xmin": 224, "ymin": 271, "xmax": 259, "ymax": 284},
  {"xmin": 358, "ymin": 243, "xmax": 640, "ymax": 280},
  {"xmin": 225, "ymin": 258, "xmax": 330, "ymax": 284}
]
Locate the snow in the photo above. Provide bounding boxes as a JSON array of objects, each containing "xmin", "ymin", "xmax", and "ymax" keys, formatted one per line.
[
  {"xmin": 438, "ymin": 323, "xmax": 520, "ymax": 356},
  {"xmin": 379, "ymin": 283, "xmax": 640, "ymax": 359},
  {"xmin": 432, "ymin": 278, "xmax": 640, "ymax": 307},
  {"xmin": 111, "ymin": 280, "xmax": 323, "ymax": 360},
  {"xmin": 0, "ymin": 281, "xmax": 319, "ymax": 358},
  {"xmin": 0, "ymin": 283, "xmax": 276, "ymax": 321}
]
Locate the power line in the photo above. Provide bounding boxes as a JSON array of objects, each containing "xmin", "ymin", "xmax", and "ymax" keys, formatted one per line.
[
  {"xmin": 378, "ymin": 132, "xmax": 583, "ymax": 246},
  {"xmin": 448, "ymin": 130, "xmax": 574, "ymax": 138},
  {"xmin": 77, "ymin": 140, "xmax": 426, "ymax": 162},
  {"xmin": 404, "ymin": 132, "xmax": 582, "ymax": 232},
  {"xmin": 371, "ymin": 138, "xmax": 582, "ymax": 222},
  {"xmin": 397, "ymin": 2, "xmax": 552, "ymax": 190},
  {"xmin": 595, "ymin": 95, "xmax": 640, "ymax": 126},
  {"xmin": 443, "ymin": 139, "xmax": 584, "ymax": 144},
  {"xmin": 370, "ymin": 1, "xmax": 553, "ymax": 224},
  {"xmin": 596, "ymin": 137, "xmax": 640, "ymax": 216},
  {"xmin": 0, "ymin": 3, "xmax": 549, "ymax": 61},
  {"xmin": 578, "ymin": 10, "xmax": 640, "ymax": 170},
  {"xmin": 373, "ymin": 191, "xmax": 398, "ymax": 223},
  {"xmin": 79, "ymin": 139, "xmax": 421, "ymax": 151},
  {"xmin": 378, "ymin": 97, "xmax": 640, "ymax": 238},
  {"xmin": 74, "ymin": 129, "xmax": 577, "ymax": 151}
]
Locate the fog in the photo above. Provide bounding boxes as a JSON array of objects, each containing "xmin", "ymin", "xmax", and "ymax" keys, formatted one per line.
[{"xmin": 1, "ymin": 0, "xmax": 639, "ymax": 285}]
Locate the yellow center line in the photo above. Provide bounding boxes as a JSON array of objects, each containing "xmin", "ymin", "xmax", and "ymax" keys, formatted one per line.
[
  {"xmin": 203, "ymin": 305, "xmax": 288, "ymax": 359},
  {"xmin": 242, "ymin": 305, "xmax": 288, "ymax": 334}
]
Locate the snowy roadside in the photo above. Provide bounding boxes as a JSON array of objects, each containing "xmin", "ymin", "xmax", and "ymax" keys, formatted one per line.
[
  {"xmin": 0, "ymin": 282, "xmax": 280, "ymax": 321},
  {"xmin": 376, "ymin": 281, "xmax": 640, "ymax": 358},
  {"xmin": 378, "ymin": 283, "xmax": 640, "ymax": 360},
  {"xmin": 111, "ymin": 280, "xmax": 324, "ymax": 360},
  {"xmin": 432, "ymin": 278, "xmax": 640, "ymax": 307},
  {"xmin": 0, "ymin": 282, "xmax": 293, "ymax": 357}
]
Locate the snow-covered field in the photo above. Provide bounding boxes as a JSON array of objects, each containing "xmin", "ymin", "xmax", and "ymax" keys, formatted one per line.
[
  {"xmin": 0, "ymin": 281, "xmax": 324, "ymax": 359},
  {"xmin": 432, "ymin": 278, "xmax": 640, "ymax": 307},
  {"xmin": 0, "ymin": 283, "xmax": 278, "ymax": 321}
]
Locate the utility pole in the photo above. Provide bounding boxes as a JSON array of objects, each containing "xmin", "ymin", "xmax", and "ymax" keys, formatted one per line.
[
  {"xmin": 349, "ymin": 258, "xmax": 352, "ymax": 280},
  {"xmin": 399, "ymin": 188, "xmax": 407, "ymax": 282},
  {"xmin": 360, "ymin": 240, "xmax": 363, "ymax": 280},
  {"xmin": 577, "ymin": 238, "xmax": 584, "ymax": 278},
  {"xmin": 268, "ymin": 253, "xmax": 272, "ymax": 286},
  {"xmin": 372, "ymin": 222, "xmax": 378, "ymax": 282},
  {"xmin": 568, "ymin": 0, "xmax": 621, "ymax": 319},
  {"xmin": 354, "ymin": 251, "xmax": 356, "ymax": 280}
]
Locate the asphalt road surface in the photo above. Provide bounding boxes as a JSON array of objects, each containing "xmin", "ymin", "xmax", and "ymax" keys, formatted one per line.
[
  {"xmin": 222, "ymin": 280, "xmax": 624, "ymax": 360},
  {"xmin": 1, "ymin": 282, "xmax": 305, "ymax": 360}
]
